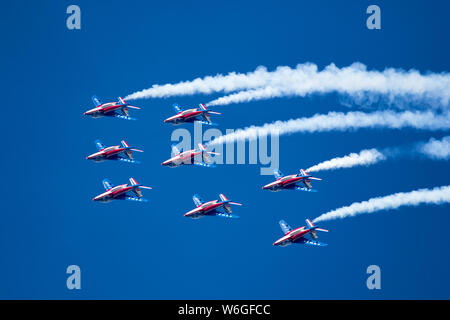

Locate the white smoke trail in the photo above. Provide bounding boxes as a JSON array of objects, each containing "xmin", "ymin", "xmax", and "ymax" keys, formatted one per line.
[
  {"xmin": 124, "ymin": 63, "xmax": 450, "ymax": 108},
  {"xmin": 124, "ymin": 66, "xmax": 272, "ymax": 100},
  {"xmin": 207, "ymin": 110, "xmax": 450, "ymax": 146},
  {"xmin": 313, "ymin": 185, "xmax": 450, "ymax": 223},
  {"xmin": 206, "ymin": 63, "xmax": 450, "ymax": 107},
  {"xmin": 418, "ymin": 136, "xmax": 450, "ymax": 160},
  {"xmin": 306, "ymin": 149, "xmax": 387, "ymax": 173}
]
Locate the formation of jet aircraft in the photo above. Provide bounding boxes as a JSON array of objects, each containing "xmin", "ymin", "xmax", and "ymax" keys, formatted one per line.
[{"xmin": 83, "ymin": 96, "xmax": 329, "ymax": 247}]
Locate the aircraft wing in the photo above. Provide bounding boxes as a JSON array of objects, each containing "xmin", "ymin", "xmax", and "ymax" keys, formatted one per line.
[
  {"xmin": 273, "ymin": 169, "xmax": 283, "ymax": 179},
  {"xmin": 92, "ymin": 95, "xmax": 102, "ymax": 107},
  {"xmin": 94, "ymin": 139, "xmax": 105, "ymax": 151},
  {"xmin": 299, "ymin": 238, "xmax": 327, "ymax": 247},
  {"xmin": 171, "ymin": 145, "xmax": 181, "ymax": 156},
  {"xmin": 173, "ymin": 103, "xmax": 182, "ymax": 113},
  {"xmin": 192, "ymin": 194, "xmax": 203, "ymax": 207},
  {"xmin": 279, "ymin": 220, "xmax": 292, "ymax": 234},
  {"xmin": 102, "ymin": 178, "xmax": 115, "ymax": 191}
]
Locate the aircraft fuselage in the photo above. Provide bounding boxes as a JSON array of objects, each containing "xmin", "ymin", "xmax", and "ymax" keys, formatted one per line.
[
  {"xmin": 184, "ymin": 200, "xmax": 224, "ymax": 218},
  {"xmin": 273, "ymin": 226, "xmax": 310, "ymax": 246},
  {"xmin": 262, "ymin": 174, "xmax": 304, "ymax": 191},
  {"xmin": 161, "ymin": 150, "xmax": 203, "ymax": 167},
  {"xmin": 164, "ymin": 108, "xmax": 204, "ymax": 124},
  {"xmin": 84, "ymin": 102, "xmax": 125, "ymax": 118},
  {"xmin": 93, "ymin": 184, "xmax": 133, "ymax": 202},
  {"xmin": 87, "ymin": 145, "xmax": 127, "ymax": 161}
]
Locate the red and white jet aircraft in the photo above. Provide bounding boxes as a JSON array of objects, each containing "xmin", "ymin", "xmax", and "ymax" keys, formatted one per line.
[
  {"xmin": 86, "ymin": 140, "xmax": 144, "ymax": 163},
  {"xmin": 164, "ymin": 103, "xmax": 221, "ymax": 125},
  {"xmin": 93, "ymin": 178, "xmax": 151, "ymax": 203},
  {"xmin": 262, "ymin": 169, "xmax": 322, "ymax": 192},
  {"xmin": 161, "ymin": 143, "xmax": 219, "ymax": 168},
  {"xmin": 184, "ymin": 194, "xmax": 242, "ymax": 219},
  {"xmin": 84, "ymin": 96, "xmax": 140, "ymax": 120},
  {"xmin": 273, "ymin": 219, "xmax": 329, "ymax": 247}
]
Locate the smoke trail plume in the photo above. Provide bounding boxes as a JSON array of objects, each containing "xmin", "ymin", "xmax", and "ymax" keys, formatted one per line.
[
  {"xmin": 306, "ymin": 149, "xmax": 387, "ymax": 172},
  {"xmin": 418, "ymin": 136, "xmax": 450, "ymax": 160},
  {"xmin": 207, "ymin": 110, "xmax": 450, "ymax": 146},
  {"xmin": 313, "ymin": 185, "xmax": 450, "ymax": 223},
  {"xmin": 124, "ymin": 63, "xmax": 450, "ymax": 108},
  {"xmin": 206, "ymin": 63, "xmax": 450, "ymax": 107}
]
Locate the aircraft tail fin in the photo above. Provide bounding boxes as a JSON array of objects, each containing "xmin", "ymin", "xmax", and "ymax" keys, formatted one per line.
[
  {"xmin": 299, "ymin": 169, "xmax": 308, "ymax": 177},
  {"xmin": 118, "ymin": 97, "xmax": 127, "ymax": 105},
  {"xmin": 306, "ymin": 218, "xmax": 328, "ymax": 239},
  {"xmin": 219, "ymin": 194, "xmax": 242, "ymax": 214},
  {"xmin": 219, "ymin": 193, "xmax": 228, "ymax": 202},
  {"xmin": 200, "ymin": 103, "xmax": 221, "ymax": 116},
  {"xmin": 198, "ymin": 143, "xmax": 207, "ymax": 152},
  {"xmin": 121, "ymin": 140, "xmax": 130, "ymax": 148},
  {"xmin": 129, "ymin": 177, "xmax": 138, "ymax": 186},
  {"xmin": 129, "ymin": 178, "xmax": 151, "ymax": 196}
]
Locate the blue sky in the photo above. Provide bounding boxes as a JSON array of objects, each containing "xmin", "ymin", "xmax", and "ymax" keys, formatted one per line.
[{"xmin": 0, "ymin": 0, "xmax": 449, "ymax": 299}]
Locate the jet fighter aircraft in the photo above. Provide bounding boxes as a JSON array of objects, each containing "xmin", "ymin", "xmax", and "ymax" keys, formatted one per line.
[
  {"xmin": 92, "ymin": 178, "xmax": 151, "ymax": 203},
  {"xmin": 86, "ymin": 140, "xmax": 144, "ymax": 163},
  {"xmin": 84, "ymin": 96, "xmax": 140, "ymax": 120},
  {"xmin": 164, "ymin": 103, "xmax": 221, "ymax": 125},
  {"xmin": 262, "ymin": 169, "xmax": 322, "ymax": 192},
  {"xmin": 161, "ymin": 143, "xmax": 219, "ymax": 168},
  {"xmin": 184, "ymin": 194, "xmax": 242, "ymax": 219},
  {"xmin": 273, "ymin": 219, "xmax": 329, "ymax": 247}
]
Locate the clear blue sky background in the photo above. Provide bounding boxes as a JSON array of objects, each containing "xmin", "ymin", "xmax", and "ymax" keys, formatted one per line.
[{"xmin": 0, "ymin": 0, "xmax": 449, "ymax": 299}]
